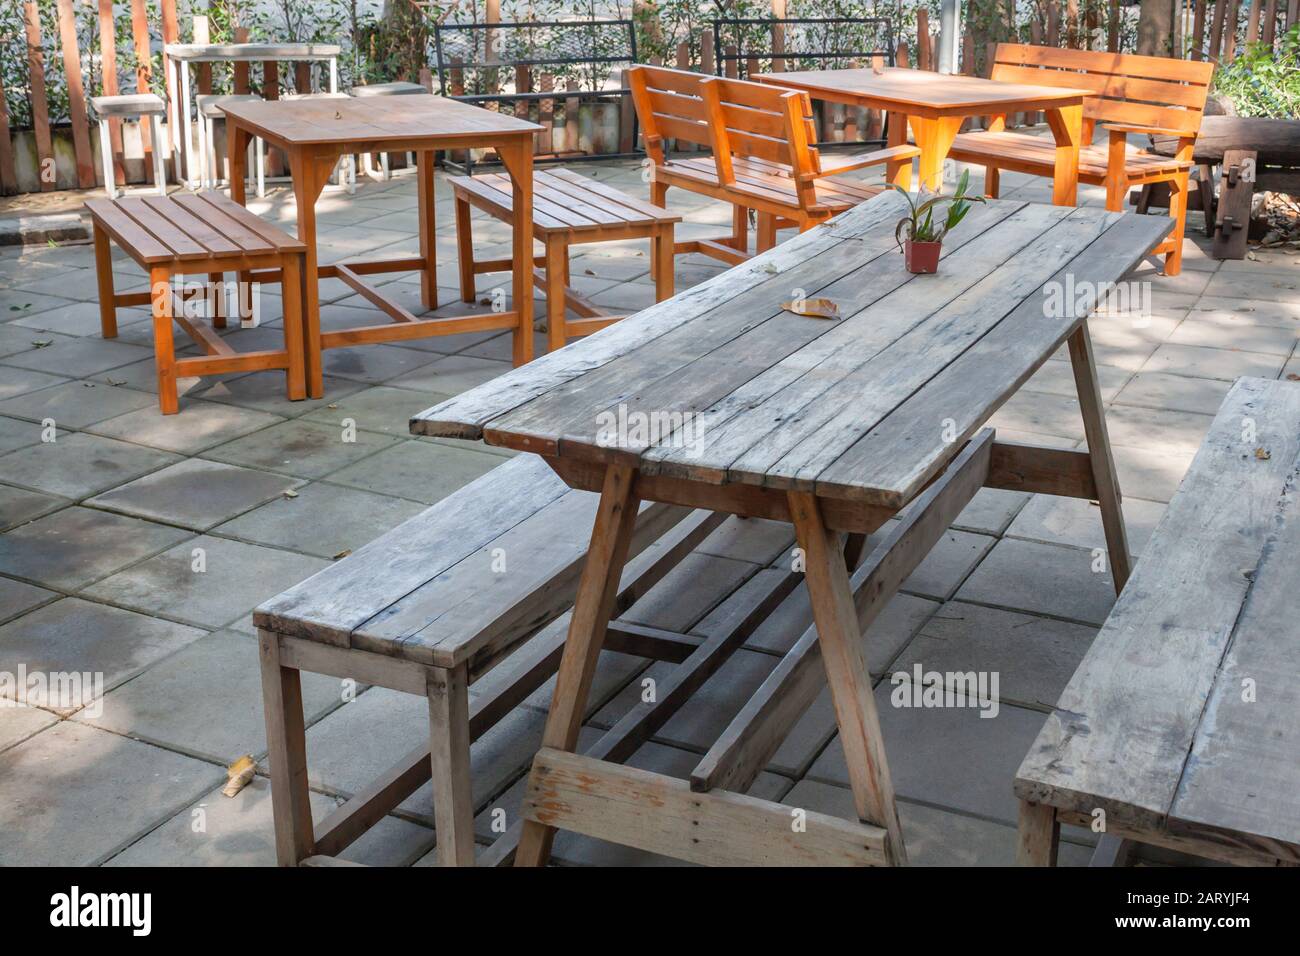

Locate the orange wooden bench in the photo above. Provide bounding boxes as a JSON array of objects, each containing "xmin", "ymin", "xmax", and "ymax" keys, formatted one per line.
[
  {"xmin": 449, "ymin": 168, "xmax": 681, "ymax": 352},
  {"xmin": 947, "ymin": 44, "xmax": 1214, "ymax": 276},
  {"xmin": 87, "ymin": 192, "xmax": 307, "ymax": 414},
  {"xmin": 628, "ymin": 66, "xmax": 919, "ymax": 263}
]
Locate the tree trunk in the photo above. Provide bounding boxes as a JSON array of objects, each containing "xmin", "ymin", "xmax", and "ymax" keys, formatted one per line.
[{"xmin": 1137, "ymin": 0, "xmax": 1177, "ymax": 55}]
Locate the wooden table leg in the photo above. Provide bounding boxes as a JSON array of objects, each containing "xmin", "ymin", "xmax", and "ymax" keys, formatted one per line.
[
  {"xmin": 288, "ymin": 150, "xmax": 330, "ymax": 398},
  {"xmin": 498, "ymin": 137, "xmax": 534, "ymax": 366},
  {"xmin": 1068, "ymin": 320, "xmax": 1132, "ymax": 593},
  {"xmin": 516, "ymin": 463, "xmax": 642, "ymax": 866},
  {"xmin": 908, "ymin": 114, "xmax": 962, "ymax": 193},
  {"xmin": 885, "ymin": 110, "xmax": 912, "ymax": 191},
  {"xmin": 228, "ymin": 123, "xmax": 248, "ymax": 206},
  {"xmin": 427, "ymin": 663, "xmax": 475, "ymax": 866},
  {"xmin": 653, "ymin": 223, "xmax": 675, "ymax": 301},
  {"xmin": 258, "ymin": 629, "xmax": 316, "ymax": 866},
  {"xmin": 789, "ymin": 490, "xmax": 908, "ymax": 865},
  {"xmin": 544, "ymin": 234, "xmax": 567, "ymax": 353},
  {"xmin": 1046, "ymin": 104, "xmax": 1083, "ymax": 206},
  {"xmin": 1017, "ymin": 800, "xmax": 1059, "ymax": 866},
  {"xmin": 417, "ymin": 148, "xmax": 437, "ymax": 311}
]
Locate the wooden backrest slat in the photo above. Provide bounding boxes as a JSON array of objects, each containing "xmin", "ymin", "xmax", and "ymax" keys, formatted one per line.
[
  {"xmin": 992, "ymin": 43, "xmax": 1213, "ymax": 135},
  {"xmin": 652, "ymin": 113, "xmax": 713, "ymax": 150},
  {"xmin": 84, "ymin": 197, "xmax": 174, "ymax": 263},
  {"xmin": 645, "ymin": 87, "xmax": 708, "ymax": 123},
  {"xmin": 116, "ymin": 196, "xmax": 209, "ymax": 259}
]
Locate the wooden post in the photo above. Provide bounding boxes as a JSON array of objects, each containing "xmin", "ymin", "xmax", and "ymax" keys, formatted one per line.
[
  {"xmin": 1262, "ymin": 0, "xmax": 1277, "ymax": 47},
  {"xmin": 1107, "ymin": 0, "xmax": 1121, "ymax": 51},
  {"xmin": 0, "ymin": 70, "xmax": 15, "ymax": 194},
  {"xmin": 24, "ymin": 2, "xmax": 54, "ymax": 192},
  {"xmin": 1047, "ymin": 1, "xmax": 1061, "ymax": 45},
  {"xmin": 295, "ymin": 63, "xmax": 311, "ymax": 95},
  {"xmin": 1209, "ymin": 0, "xmax": 1228, "ymax": 60},
  {"xmin": 701, "ymin": 30, "xmax": 715, "ymax": 74},
  {"xmin": 917, "ymin": 9, "xmax": 932, "ymax": 70},
  {"xmin": 96, "ymin": 0, "xmax": 125, "ymax": 186},
  {"xmin": 1246, "ymin": 0, "xmax": 1263, "ymax": 42},
  {"xmin": 540, "ymin": 73, "xmax": 554, "ymax": 155},
  {"xmin": 772, "ymin": 0, "xmax": 787, "ymax": 72},
  {"xmin": 485, "ymin": 0, "xmax": 500, "ymax": 94},
  {"xmin": 724, "ymin": 44, "xmax": 738, "ymax": 78},
  {"xmin": 1224, "ymin": 0, "xmax": 1241, "ymax": 61},
  {"xmin": 55, "ymin": 0, "xmax": 95, "ymax": 188},
  {"xmin": 1192, "ymin": 0, "xmax": 1208, "ymax": 57},
  {"xmin": 514, "ymin": 64, "xmax": 530, "ymax": 122},
  {"xmin": 234, "ymin": 28, "xmax": 251, "ymax": 93},
  {"xmin": 129, "ymin": 0, "xmax": 154, "ymax": 178}
]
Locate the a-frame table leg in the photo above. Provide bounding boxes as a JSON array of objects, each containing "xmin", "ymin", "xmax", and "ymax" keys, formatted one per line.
[
  {"xmin": 515, "ymin": 462, "xmax": 642, "ymax": 866},
  {"xmin": 1067, "ymin": 319, "xmax": 1132, "ymax": 593},
  {"xmin": 789, "ymin": 491, "xmax": 908, "ymax": 865}
]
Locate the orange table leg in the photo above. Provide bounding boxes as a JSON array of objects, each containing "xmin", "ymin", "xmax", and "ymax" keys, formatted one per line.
[
  {"xmin": 907, "ymin": 114, "xmax": 963, "ymax": 193},
  {"xmin": 1046, "ymin": 104, "xmax": 1084, "ymax": 206},
  {"xmin": 417, "ymin": 149, "xmax": 437, "ymax": 310},
  {"xmin": 884, "ymin": 111, "xmax": 912, "ymax": 191},
  {"xmin": 498, "ymin": 136, "xmax": 534, "ymax": 366}
]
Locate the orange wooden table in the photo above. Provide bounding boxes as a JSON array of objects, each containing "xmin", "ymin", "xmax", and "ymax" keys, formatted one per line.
[
  {"xmin": 756, "ymin": 68, "xmax": 1091, "ymax": 202},
  {"xmin": 222, "ymin": 95, "xmax": 541, "ymax": 397}
]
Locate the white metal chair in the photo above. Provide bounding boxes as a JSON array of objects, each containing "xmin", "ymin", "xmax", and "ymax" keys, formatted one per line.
[
  {"xmin": 349, "ymin": 81, "xmax": 425, "ymax": 180},
  {"xmin": 195, "ymin": 93, "xmax": 266, "ymax": 196},
  {"xmin": 89, "ymin": 94, "xmax": 168, "ymax": 199}
]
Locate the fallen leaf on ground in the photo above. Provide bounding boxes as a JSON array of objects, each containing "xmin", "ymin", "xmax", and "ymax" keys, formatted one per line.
[
  {"xmin": 1255, "ymin": 447, "xmax": 1272, "ymax": 460},
  {"xmin": 333, "ymin": 548, "xmax": 352, "ymax": 560},
  {"xmin": 782, "ymin": 297, "xmax": 840, "ymax": 319},
  {"xmin": 222, "ymin": 755, "xmax": 257, "ymax": 797},
  {"xmin": 282, "ymin": 488, "xmax": 299, "ymax": 499}
]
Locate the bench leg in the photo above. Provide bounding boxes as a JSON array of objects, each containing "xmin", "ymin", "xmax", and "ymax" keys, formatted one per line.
[
  {"xmin": 789, "ymin": 490, "xmax": 908, "ymax": 865},
  {"xmin": 208, "ymin": 272, "xmax": 226, "ymax": 329},
  {"xmin": 516, "ymin": 462, "xmax": 642, "ymax": 867},
  {"xmin": 756, "ymin": 212, "xmax": 777, "ymax": 253},
  {"xmin": 652, "ymin": 224, "xmax": 674, "ymax": 302},
  {"xmin": 258, "ymin": 629, "xmax": 316, "ymax": 866},
  {"xmin": 427, "ymin": 663, "xmax": 475, "ymax": 866},
  {"xmin": 985, "ymin": 166, "xmax": 1000, "ymax": 199},
  {"xmin": 1068, "ymin": 320, "xmax": 1131, "ymax": 593},
  {"xmin": 544, "ymin": 235, "xmax": 567, "ymax": 353},
  {"xmin": 98, "ymin": 119, "xmax": 116, "ymax": 200},
  {"xmin": 93, "ymin": 223, "xmax": 118, "ymax": 338},
  {"xmin": 454, "ymin": 194, "xmax": 475, "ymax": 304},
  {"xmin": 1017, "ymin": 800, "xmax": 1059, "ymax": 866},
  {"xmin": 729, "ymin": 203, "xmax": 749, "ymax": 254},
  {"xmin": 280, "ymin": 254, "xmax": 307, "ymax": 401},
  {"xmin": 149, "ymin": 266, "xmax": 179, "ymax": 415}
]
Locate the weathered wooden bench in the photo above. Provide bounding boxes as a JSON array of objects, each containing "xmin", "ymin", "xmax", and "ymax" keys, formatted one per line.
[
  {"xmin": 252, "ymin": 453, "xmax": 730, "ymax": 866},
  {"xmin": 1018, "ymin": 376, "xmax": 1300, "ymax": 867},
  {"xmin": 87, "ymin": 192, "xmax": 306, "ymax": 415},
  {"xmin": 449, "ymin": 168, "xmax": 681, "ymax": 352},
  {"xmin": 628, "ymin": 65, "xmax": 918, "ymax": 263},
  {"xmin": 947, "ymin": 44, "xmax": 1214, "ymax": 276}
]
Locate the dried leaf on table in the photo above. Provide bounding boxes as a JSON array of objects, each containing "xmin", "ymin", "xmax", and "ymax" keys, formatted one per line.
[{"xmin": 782, "ymin": 297, "xmax": 840, "ymax": 320}]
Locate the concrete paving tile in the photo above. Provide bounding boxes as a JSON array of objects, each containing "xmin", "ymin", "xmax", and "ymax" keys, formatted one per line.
[
  {"xmin": 1191, "ymin": 295, "xmax": 1300, "ymax": 328},
  {"xmin": 1112, "ymin": 370, "xmax": 1233, "ymax": 415},
  {"xmin": 1024, "ymin": 360, "xmax": 1131, "ymax": 401},
  {"xmin": 697, "ymin": 515, "xmax": 794, "ymax": 565},
  {"xmin": 1006, "ymin": 493, "xmax": 1165, "ymax": 558},
  {"xmin": 80, "ymin": 630, "xmax": 345, "ymax": 764},
  {"xmin": 783, "ymin": 780, "xmax": 1092, "ymax": 865},
  {"xmin": 191, "ymin": 369, "xmax": 368, "ymax": 415},
  {"xmin": 86, "ymin": 399, "xmax": 286, "ymax": 454},
  {"xmin": 301, "ymin": 384, "xmax": 452, "ymax": 437},
  {"xmin": 0, "ymin": 366, "xmax": 70, "ymax": 401},
  {"xmin": 893, "ymin": 600, "xmax": 1096, "ymax": 711},
  {"xmin": 0, "ymin": 379, "xmax": 156, "ymax": 428},
  {"xmin": 1169, "ymin": 318, "xmax": 1298, "ymax": 356},
  {"xmin": 0, "ymin": 289, "xmax": 79, "ymax": 317},
  {"xmin": 1142, "ymin": 343, "xmax": 1286, "ymax": 381},
  {"xmin": 326, "ymin": 439, "xmax": 503, "ymax": 504},
  {"xmin": 901, "ymin": 529, "xmax": 996, "ymax": 601},
  {"xmin": 9, "ymin": 269, "xmax": 99, "ymax": 298},
  {"xmin": 84, "ymin": 535, "xmax": 328, "ymax": 629},
  {"xmin": 0, "ymin": 575, "xmax": 56, "ymax": 624},
  {"xmin": 204, "ymin": 418, "xmax": 401, "ymax": 479},
  {"xmin": 320, "ymin": 343, "xmax": 442, "ymax": 384},
  {"xmin": 213, "ymin": 481, "xmax": 426, "ymax": 559},
  {"xmin": 521, "ymin": 642, "xmax": 648, "ymax": 717},
  {"xmin": 988, "ymin": 390, "xmax": 1084, "ymax": 442},
  {"xmin": 0, "ymin": 597, "xmax": 206, "ymax": 712},
  {"xmin": 106, "ymin": 776, "xmax": 434, "ymax": 867},
  {"xmin": 87, "ymin": 459, "xmax": 302, "ymax": 531},
  {"xmin": 952, "ymin": 487, "xmax": 1030, "ymax": 535},
  {"xmin": 1112, "ymin": 443, "xmax": 1196, "ymax": 503},
  {"xmin": 1105, "ymin": 403, "xmax": 1216, "ymax": 454},
  {"xmin": 2, "ymin": 336, "xmax": 154, "ymax": 378},
  {"xmin": 0, "ymin": 484, "xmax": 67, "ymax": 532},
  {"xmin": 0, "ymin": 432, "xmax": 180, "ymax": 499},
  {"xmin": 0, "ymin": 702, "xmax": 57, "ymax": 753},
  {"xmin": 621, "ymin": 553, "xmax": 759, "ymax": 633},
  {"xmin": 0, "ymin": 720, "xmax": 223, "ymax": 865},
  {"xmin": 9, "ymin": 300, "xmax": 143, "ymax": 337},
  {"xmin": 0, "ymin": 506, "xmax": 190, "ymax": 590},
  {"xmin": 442, "ymin": 327, "xmax": 552, "ymax": 363},
  {"xmin": 0, "ymin": 325, "xmax": 76, "ymax": 360},
  {"xmin": 1126, "ymin": 259, "xmax": 1212, "ymax": 297},
  {"xmin": 83, "ymin": 356, "xmax": 205, "ymax": 397},
  {"xmin": 956, "ymin": 538, "xmax": 1116, "ymax": 625},
  {"xmin": 807, "ymin": 686, "xmax": 1048, "ymax": 825},
  {"xmin": 1202, "ymin": 270, "xmax": 1300, "ymax": 303}
]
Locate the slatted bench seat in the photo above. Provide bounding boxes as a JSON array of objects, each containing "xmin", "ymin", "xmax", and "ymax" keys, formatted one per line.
[
  {"xmin": 947, "ymin": 43, "xmax": 1214, "ymax": 276},
  {"xmin": 449, "ymin": 168, "xmax": 681, "ymax": 352},
  {"xmin": 1017, "ymin": 376, "xmax": 1300, "ymax": 867},
  {"xmin": 87, "ymin": 192, "xmax": 306, "ymax": 415},
  {"xmin": 252, "ymin": 452, "xmax": 729, "ymax": 866}
]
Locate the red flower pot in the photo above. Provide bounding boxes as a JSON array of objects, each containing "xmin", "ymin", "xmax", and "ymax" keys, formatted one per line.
[{"xmin": 904, "ymin": 239, "xmax": 942, "ymax": 274}]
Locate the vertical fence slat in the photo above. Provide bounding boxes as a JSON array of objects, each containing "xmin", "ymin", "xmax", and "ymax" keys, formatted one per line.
[
  {"xmin": 160, "ymin": 0, "xmax": 179, "ymax": 181},
  {"xmin": 1192, "ymin": 0, "xmax": 1208, "ymax": 56},
  {"xmin": 1224, "ymin": 0, "xmax": 1241, "ymax": 60},
  {"xmin": 700, "ymin": 30, "xmax": 714, "ymax": 74},
  {"xmin": 1247, "ymin": 0, "xmax": 1263, "ymax": 42},
  {"xmin": 772, "ymin": 0, "xmax": 787, "ymax": 72},
  {"xmin": 98, "ymin": 0, "xmax": 125, "ymax": 185},
  {"xmin": 1047, "ymin": 2, "xmax": 1061, "ymax": 45},
  {"xmin": 129, "ymin": 0, "xmax": 155, "ymax": 175},
  {"xmin": 1209, "ymin": 0, "xmax": 1228, "ymax": 59},
  {"xmin": 1107, "ymin": 0, "xmax": 1120, "ymax": 51},
  {"xmin": 1288, "ymin": 0, "xmax": 1300, "ymax": 43},
  {"xmin": 234, "ymin": 27, "xmax": 251, "ymax": 93},
  {"xmin": 0, "ymin": 70, "xmax": 17, "ymax": 194},
  {"xmin": 540, "ymin": 72, "xmax": 554, "ymax": 155},
  {"xmin": 24, "ymin": 1, "xmax": 54, "ymax": 191},
  {"xmin": 56, "ymin": 0, "xmax": 95, "ymax": 188},
  {"xmin": 917, "ymin": 9, "xmax": 931, "ymax": 70}
]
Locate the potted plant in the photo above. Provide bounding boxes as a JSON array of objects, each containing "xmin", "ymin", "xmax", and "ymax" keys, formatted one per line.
[{"xmin": 889, "ymin": 169, "xmax": 985, "ymax": 274}]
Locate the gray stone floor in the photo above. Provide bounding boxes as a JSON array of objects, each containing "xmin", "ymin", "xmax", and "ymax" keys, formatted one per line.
[{"xmin": 1, "ymin": 150, "xmax": 1297, "ymax": 867}]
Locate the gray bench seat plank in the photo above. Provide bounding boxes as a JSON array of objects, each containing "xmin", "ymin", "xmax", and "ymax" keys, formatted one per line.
[{"xmin": 1016, "ymin": 376, "xmax": 1300, "ymax": 840}]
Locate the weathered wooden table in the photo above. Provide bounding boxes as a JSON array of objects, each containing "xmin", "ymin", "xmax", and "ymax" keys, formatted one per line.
[
  {"xmin": 756, "ymin": 68, "xmax": 1091, "ymax": 200},
  {"xmin": 413, "ymin": 192, "xmax": 1171, "ymax": 866},
  {"xmin": 222, "ymin": 95, "xmax": 540, "ymax": 397}
]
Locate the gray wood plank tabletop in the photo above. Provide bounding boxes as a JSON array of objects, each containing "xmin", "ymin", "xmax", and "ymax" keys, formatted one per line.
[{"xmin": 413, "ymin": 192, "xmax": 1171, "ymax": 509}]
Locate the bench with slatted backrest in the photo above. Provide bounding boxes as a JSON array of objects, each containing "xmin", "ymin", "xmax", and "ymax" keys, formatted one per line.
[
  {"xmin": 1017, "ymin": 377, "xmax": 1300, "ymax": 867},
  {"xmin": 628, "ymin": 65, "xmax": 919, "ymax": 263},
  {"xmin": 947, "ymin": 44, "xmax": 1214, "ymax": 276},
  {"xmin": 252, "ymin": 453, "xmax": 728, "ymax": 866}
]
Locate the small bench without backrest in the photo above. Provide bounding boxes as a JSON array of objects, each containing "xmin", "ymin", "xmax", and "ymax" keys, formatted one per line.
[{"xmin": 1017, "ymin": 376, "xmax": 1300, "ymax": 866}]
